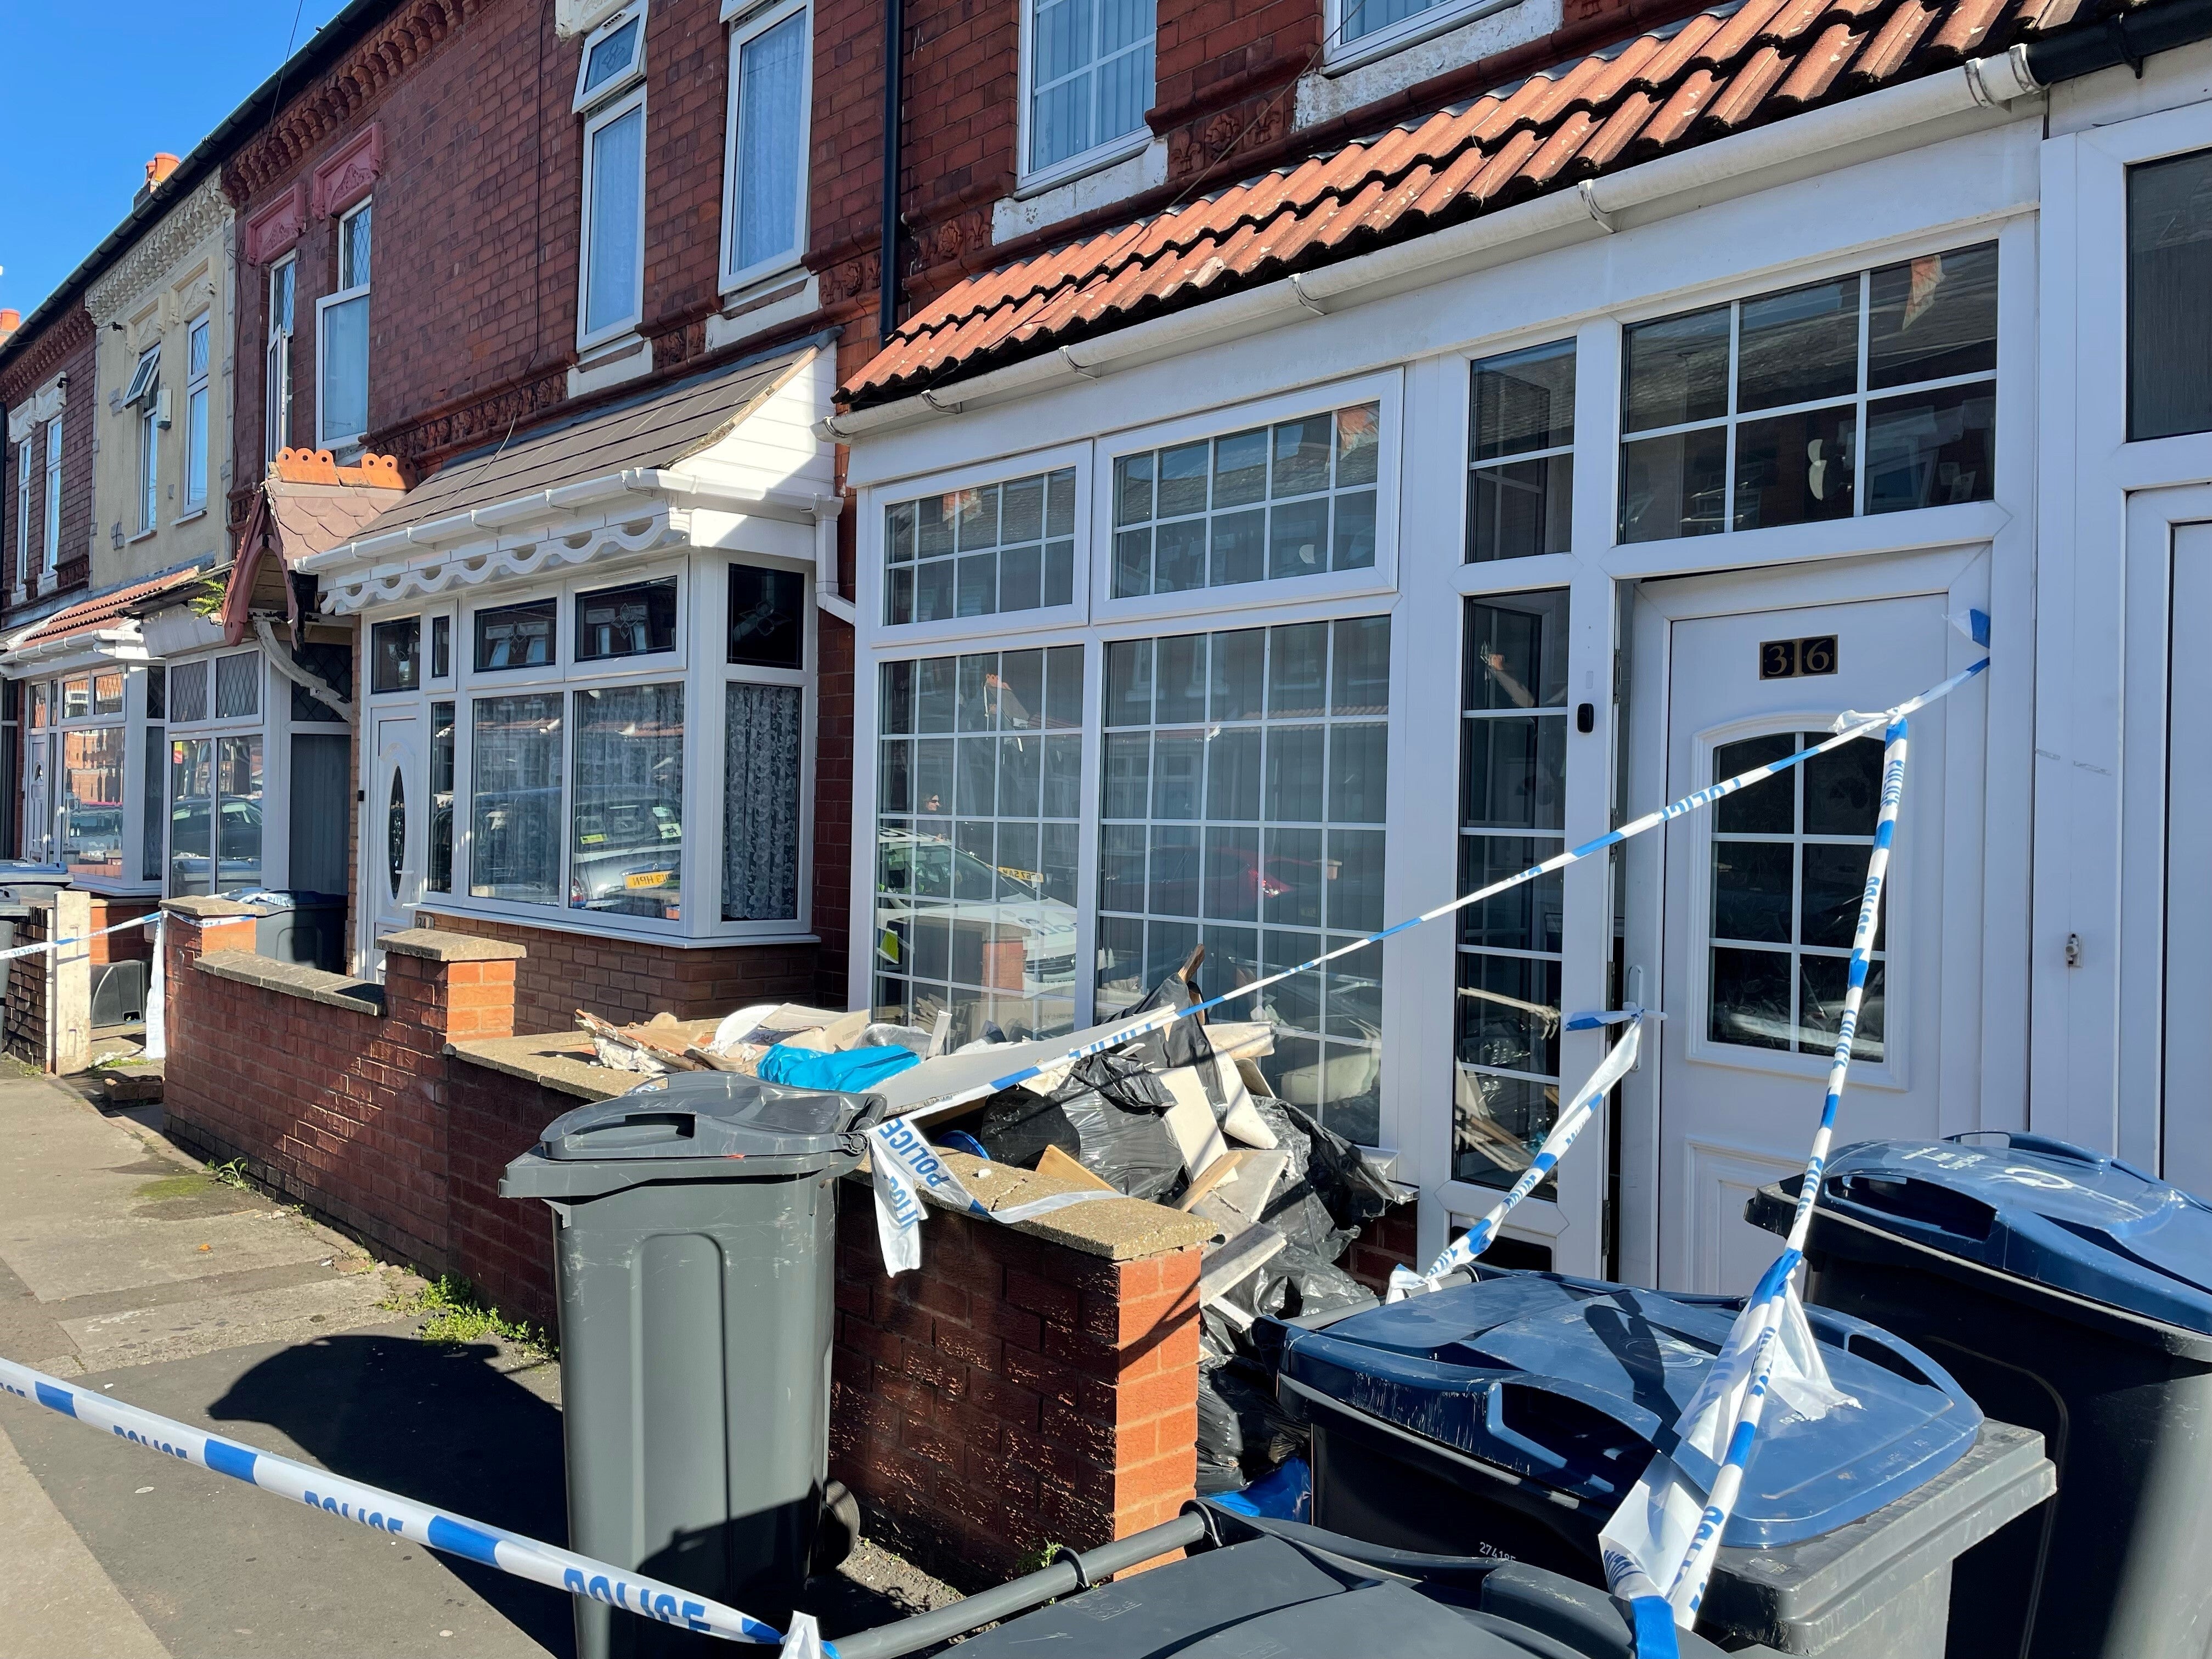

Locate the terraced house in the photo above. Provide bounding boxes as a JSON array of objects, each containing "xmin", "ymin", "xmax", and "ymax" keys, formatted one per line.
[{"xmin": 831, "ymin": 0, "xmax": 2212, "ymax": 1289}]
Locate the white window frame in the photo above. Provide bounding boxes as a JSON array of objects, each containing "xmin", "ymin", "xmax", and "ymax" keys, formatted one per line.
[
  {"xmin": 162, "ymin": 650, "xmax": 279, "ymax": 900},
  {"xmin": 15, "ymin": 436, "xmax": 31, "ymax": 586},
  {"xmin": 868, "ymin": 441, "xmax": 1093, "ymax": 646},
  {"xmin": 1017, "ymin": 0, "xmax": 1155, "ymax": 191},
  {"xmin": 577, "ymin": 85, "xmax": 650, "ymax": 352},
  {"xmin": 41, "ymin": 414, "xmax": 61, "ymax": 575},
  {"xmin": 1324, "ymin": 0, "xmax": 1516, "ymax": 74},
  {"xmin": 133, "ymin": 344, "xmax": 162, "ymax": 535},
  {"xmin": 183, "ymin": 314, "xmax": 211, "ymax": 514},
  {"xmin": 317, "ymin": 201, "xmax": 374, "ymax": 451},
  {"xmin": 573, "ymin": 1, "xmax": 648, "ymax": 112},
  {"xmin": 1089, "ymin": 370, "xmax": 1403, "ymax": 627},
  {"xmin": 719, "ymin": 0, "xmax": 813, "ymax": 294},
  {"xmin": 267, "ymin": 255, "xmax": 296, "ymax": 462}
]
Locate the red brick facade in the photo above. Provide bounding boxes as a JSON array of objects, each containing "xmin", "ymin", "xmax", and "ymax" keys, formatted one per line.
[{"xmin": 0, "ymin": 306, "xmax": 97, "ymax": 604}]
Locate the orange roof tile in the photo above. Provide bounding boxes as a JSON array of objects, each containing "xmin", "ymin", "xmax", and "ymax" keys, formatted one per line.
[
  {"xmin": 9, "ymin": 565, "xmax": 211, "ymax": 652},
  {"xmin": 842, "ymin": 0, "xmax": 2145, "ymax": 409}
]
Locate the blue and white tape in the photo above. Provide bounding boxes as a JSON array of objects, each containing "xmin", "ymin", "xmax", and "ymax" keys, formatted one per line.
[
  {"xmin": 1599, "ymin": 716, "xmax": 1912, "ymax": 1636},
  {"xmin": 867, "ymin": 1113, "xmax": 1121, "ymax": 1274},
  {"xmin": 0, "ymin": 1354, "xmax": 806, "ymax": 1651}
]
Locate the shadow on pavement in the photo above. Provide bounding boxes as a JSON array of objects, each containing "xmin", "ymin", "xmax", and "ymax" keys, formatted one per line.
[{"xmin": 208, "ymin": 1331, "xmax": 576, "ymax": 1658}]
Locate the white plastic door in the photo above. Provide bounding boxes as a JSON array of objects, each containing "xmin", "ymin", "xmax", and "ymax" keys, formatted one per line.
[
  {"xmin": 1641, "ymin": 590, "xmax": 1963, "ymax": 1293},
  {"xmin": 367, "ymin": 713, "xmax": 424, "ymax": 964}
]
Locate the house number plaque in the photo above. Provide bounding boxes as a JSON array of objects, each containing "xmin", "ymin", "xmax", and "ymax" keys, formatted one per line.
[{"xmin": 1759, "ymin": 635, "xmax": 1838, "ymax": 679}]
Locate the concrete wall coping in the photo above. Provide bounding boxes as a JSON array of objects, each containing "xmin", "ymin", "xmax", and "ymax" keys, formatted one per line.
[
  {"xmin": 195, "ymin": 950, "xmax": 387, "ymax": 1017},
  {"xmin": 447, "ymin": 1032, "xmax": 623, "ymax": 1102},
  {"xmin": 846, "ymin": 1148, "xmax": 1216, "ymax": 1262},
  {"xmin": 160, "ymin": 896, "xmax": 270, "ymax": 921},
  {"xmin": 381, "ymin": 928, "xmax": 528, "ymax": 962}
]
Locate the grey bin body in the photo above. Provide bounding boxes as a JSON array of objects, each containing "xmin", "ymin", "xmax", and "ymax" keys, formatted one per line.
[
  {"xmin": 0, "ymin": 863, "xmax": 71, "ymax": 1004},
  {"xmin": 1748, "ymin": 1135, "xmax": 2212, "ymax": 1659},
  {"xmin": 219, "ymin": 889, "xmax": 348, "ymax": 975},
  {"xmin": 501, "ymin": 1074, "xmax": 882, "ymax": 1658}
]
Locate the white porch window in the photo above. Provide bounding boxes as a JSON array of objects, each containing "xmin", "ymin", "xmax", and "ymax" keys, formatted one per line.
[
  {"xmin": 184, "ymin": 315, "xmax": 210, "ymax": 511},
  {"xmin": 722, "ymin": 0, "xmax": 810, "ymax": 289},
  {"xmin": 55, "ymin": 670, "xmax": 128, "ymax": 882},
  {"xmin": 165, "ymin": 652, "xmax": 267, "ymax": 896},
  {"xmin": 724, "ymin": 564, "xmax": 806, "ymax": 922},
  {"xmin": 1099, "ymin": 617, "xmax": 1390, "ymax": 1143},
  {"xmin": 42, "ymin": 415, "xmax": 62, "ymax": 574},
  {"xmin": 1024, "ymin": 0, "xmax": 1153, "ymax": 181},
  {"xmin": 318, "ymin": 201, "xmax": 373, "ymax": 448},
  {"xmin": 884, "ymin": 467, "xmax": 1076, "ymax": 625},
  {"xmin": 2127, "ymin": 146, "xmax": 2212, "ymax": 442},
  {"xmin": 1620, "ymin": 241, "xmax": 1998, "ymax": 543},
  {"xmin": 1469, "ymin": 340, "xmax": 1575, "ymax": 563},
  {"xmin": 266, "ymin": 256, "xmax": 296, "ymax": 461},
  {"xmin": 874, "ymin": 646, "xmax": 1085, "ymax": 1043}
]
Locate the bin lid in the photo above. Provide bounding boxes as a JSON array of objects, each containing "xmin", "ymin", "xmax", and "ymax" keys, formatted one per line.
[
  {"xmin": 0, "ymin": 861, "xmax": 70, "ymax": 896},
  {"xmin": 535, "ymin": 1071, "xmax": 879, "ymax": 1161},
  {"xmin": 1276, "ymin": 1268, "xmax": 1980, "ymax": 1548},
  {"xmin": 1816, "ymin": 1132, "xmax": 2212, "ymax": 1334}
]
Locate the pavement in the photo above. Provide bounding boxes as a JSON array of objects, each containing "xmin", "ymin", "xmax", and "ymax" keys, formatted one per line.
[{"xmin": 0, "ymin": 1064, "xmax": 959, "ymax": 1659}]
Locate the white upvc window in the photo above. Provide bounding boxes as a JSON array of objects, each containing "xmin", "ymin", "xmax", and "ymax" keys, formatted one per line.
[
  {"xmin": 184, "ymin": 315, "xmax": 210, "ymax": 512},
  {"xmin": 128, "ymin": 345, "xmax": 161, "ymax": 534},
  {"xmin": 1022, "ymin": 0, "xmax": 1153, "ymax": 185},
  {"xmin": 14, "ymin": 436, "xmax": 30, "ymax": 585},
  {"xmin": 165, "ymin": 651, "xmax": 269, "ymax": 898},
  {"xmin": 318, "ymin": 201, "xmax": 373, "ymax": 449},
  {"xmin": 267, "ymin": 256, "xmax": 296, "ymax": 461},
  {"xmin": 41, "ymin": 414, "xmax": 61, "ymax": 574},
  {"xmin": 40, "ymin": 667, "xmax": 170, "ymax": 893},
  {"xmin": 720, "ymin": 0, "xmax": 811, "ymax": 291},
  {"xmin": 576, "ymin": 7, "xmax": 648, "ymax": 349},
  {"xmin": 1328, "ymin": 0, "xmax": 1504, "ymax": 65},
  {"xmin": 573, "ymin": 1, "xmax": 647, "ymax": 108}
]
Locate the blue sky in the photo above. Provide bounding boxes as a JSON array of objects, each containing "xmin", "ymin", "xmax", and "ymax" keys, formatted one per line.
[{"xmin": 0, "ymin": 0, "xmax": 357, "ymax": 319}]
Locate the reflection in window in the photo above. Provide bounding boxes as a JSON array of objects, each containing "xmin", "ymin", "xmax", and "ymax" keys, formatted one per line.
[
  {"xmin": 1099, "ymin": 619, "xmax": 1389, "ymax": 1144},
  {"xmin": 471, "ymin": 694, "xmax": 563, "ymax": 904},
  {"xmin": 2129, "ymin": 148, "xmax": 2212, "ymax": 442},
  {"xmin": 877, "ymin": 647, "xmax": 1084, "ymax": 1046},
  {"xmin": 60, "ymin": 727, "xmax": 126, "ymax": 881},
  {"xmin": 142, "ymin": 718, "xmax": 164, "ymax": 882},
  {"xmin": 431, "ymin": 614, "xmax": 452, "ymax": 680},
  {"xmin": 170, "ymin": 735, "xmax": 263, "ymax": 896},
  {"xmin": 371, "ymin": 618, "xmax": 421, "ymax": 693},
  {"xmin": 1455, "ymin": 591, "xmax": 1569, "ymax": 1189},
  {"xmin": 428, "ymin": 701, "xmax": 455, "ymax": 893},
  {"xmin": 1707, "ymin": 731, "xmax": 1886, "ymax": 1060},
  {"xmin": 92, "ymin": 673, "xmax": 124, "ymax": 716},
  {"xmin": 1620, "ymin": 244, "xmax": 1996, "ymax": 542},
  {"xmin": 572, "ymin": 683, "xmax": 684, "ymax": 921},
  {"xmin": 1469, "ymin": 341, "xmax": 1575, "ymax": 563},
  {"xmin": 1112, "ymin": 403, "xmax": 1380, "ymax": 599},
  {"xmin": 476, "ymin": 599, "xmax": 557, "ymax": 671},
  {"xmin": 884, "ymin": 469, "xmax": 1074, "ymax": 625},
  {"xmin": 725, "ymin": 682, "xmax": 803, "ymax": 921},
  {"xmin": 577, "ymin": 578, "xmax": 676, "ymax": 661}
]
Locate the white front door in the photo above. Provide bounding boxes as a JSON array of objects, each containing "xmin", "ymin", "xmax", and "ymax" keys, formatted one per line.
[
  {"xmin": 368, "ymin": 713, "xmax": 424, "ymax": 962},
  {"xmin": 23, "ymin": 734, "xmax": 50, "ymax": 864},
  {"xmin": 1624, "ymin": 558, "xmax": 1985, "ymax": 1293}
]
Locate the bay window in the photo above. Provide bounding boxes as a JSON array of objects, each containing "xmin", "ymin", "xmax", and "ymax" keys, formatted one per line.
[
  {"xmin": 471, "ymin": 693, "xmax": 564, "ymax": 905},
  {"xmin": 884, "ymin": 467, "xmax": 1076, "ymax": 625},
  {"xmin": 722, "ymin": 0, "xmax": 810, "ymax": 289}
]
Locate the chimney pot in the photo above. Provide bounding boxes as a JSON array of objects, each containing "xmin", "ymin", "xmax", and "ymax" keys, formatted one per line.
[
  {"xmin": 0, "ymin": 309, "xmax": 19, "ymax": 343},
  {"xmin": 145, "ymin": 153, "xmax": 180, "ymax": 188}
]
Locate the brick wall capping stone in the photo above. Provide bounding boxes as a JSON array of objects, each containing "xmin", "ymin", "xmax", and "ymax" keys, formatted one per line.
[
  {"xmin": 448, "ymin": 1032, "xmax": 625, "ymax": 1103},
  {"xmin": 160, "ymin": 896, "xmax": 273, "ymax": 921},
  {"xmin": 857, "ymin": 1148, "xmax": 1218, "ymax": 1261},
  {"xmin": 195, "ymin": 950, "xmax": 386, "ymax": 1016},
  {"xmin": 380, "ymin": 928, "xmax": 529, "ymax": 962}
]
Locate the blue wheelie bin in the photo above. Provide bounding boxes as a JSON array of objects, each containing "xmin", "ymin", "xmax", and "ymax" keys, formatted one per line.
[
  {"xmin": 1747, "ymin": 1132, "xmax": 2212, "ymax": 1659},
  {"xmin": 1266, "ymin": 1267, "xmax": 2053, "ymax": 1657}
]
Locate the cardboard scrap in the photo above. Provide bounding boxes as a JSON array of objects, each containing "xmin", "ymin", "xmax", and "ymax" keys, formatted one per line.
[
  {"xmin": 1160, "ymin": 1068, "xmax": 1230, "ymax": 1177},
  {"xmin": 1037, "ymin": 1144, "xmax": 1120, "ymax": 1194},
  {"xmin": 1177, "ymin": 1149, "xmax": 1255, "ymax": 1212},
  {"xmin": 1214, "ymin": 1053, "xmax": 1278, "ymax": 1149}
]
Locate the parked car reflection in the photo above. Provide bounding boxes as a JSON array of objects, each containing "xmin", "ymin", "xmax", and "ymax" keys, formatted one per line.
[{"xmin": 876, "ymin": 826, "xmax": 1077, "ymax": 995}]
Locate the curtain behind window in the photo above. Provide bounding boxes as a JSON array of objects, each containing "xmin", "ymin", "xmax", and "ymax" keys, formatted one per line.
[
  {"xmin": 723, "ymin": 681, "xmax": 801, "ymax": 921},
  {"xmin": 733, "ymin": 12, "xmax": 805, "ymax": 273},
  {"xmin": 586, "ymin": 105, "xmax": 645, "ymax": 335}
]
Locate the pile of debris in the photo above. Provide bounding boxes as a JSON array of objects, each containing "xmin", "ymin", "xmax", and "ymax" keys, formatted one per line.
[{"xmin": 572, "ymin": 950, "xmax": 1410, "ymax": 1496}]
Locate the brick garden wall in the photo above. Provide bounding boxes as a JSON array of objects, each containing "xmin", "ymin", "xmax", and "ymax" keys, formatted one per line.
[
  {"xmin": 831, "ymin": 1182, "xmax": 1202, "ymax": 1589},
  {"xmin": 415, "ymin": 909, "xmax": 819, "ymax": 1036},
  {"xmin": 4, "ymin": 904, "xmax": 49, "ymax": 1066}
]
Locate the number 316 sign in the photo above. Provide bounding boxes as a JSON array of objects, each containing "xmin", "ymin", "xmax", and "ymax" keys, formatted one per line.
[{"xmin": 1759, "ymin": 634, "xmax": 1838, "ymax": 679}]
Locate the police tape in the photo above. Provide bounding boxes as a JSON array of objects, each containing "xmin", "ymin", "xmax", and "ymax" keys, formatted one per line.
[
  {"xmin": 865, "ymin": 658, "xmax": 1987, "ymax": 1275},
  {"xmin": 0, "ymin": 911, "xmax": 156, "ymax": 962},
  {"xmin": 0, "ymin": 1354, "xmax": 815, "ymax": 1651},
  {"xmin": 867, "ymin": 1114, "xmax": 1119, "ymax": 1273},
  {"xmin": 1598, "ymin": 715, "xmax": 1912, "ymax": 1646}
]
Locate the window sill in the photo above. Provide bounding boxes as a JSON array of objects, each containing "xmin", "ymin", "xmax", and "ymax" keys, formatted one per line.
[
  {"xmin": 1014, "ymin": 131, "xmax": 1152, "ymax": 201},
  {"xmin": 415, "ymin": 896, "xmax": 815, "ymax": 950},
  {"xmin": 173, "ymin": 507, "xmax": 208, "ymax": 527},
  {"xmin": 1321, "ymin": 0, "xmax": 1523, "ymax": 77},
  {"xmin": 127, "ymin": 528, "xmax": 159, "ymax": 546},
  {"xmin": 568, "ymin": 333, "xmax": 654, "ymax": 398},
  {"xmin": 705, "ymin": 272, "xmax": 819, "ymax": 353}
]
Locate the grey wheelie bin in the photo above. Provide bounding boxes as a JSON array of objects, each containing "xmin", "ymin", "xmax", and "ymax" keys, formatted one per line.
[
  {"xmin": 1264, "ymin": 1266, "xmax": 2054, "ymax": 1657},
  {"xmin": 1747, "ymin": 1131, "xmax": 2212, "ymax": 1659},
  {"xmin": 501, "ymin": 1073, "xmax": 883, "ymax": 1658}
]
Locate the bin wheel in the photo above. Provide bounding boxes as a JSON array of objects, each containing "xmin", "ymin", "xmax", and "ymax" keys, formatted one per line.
[{"xmin": 814, "ymin": 1480, "xmax": 861, "ymax": 1575}]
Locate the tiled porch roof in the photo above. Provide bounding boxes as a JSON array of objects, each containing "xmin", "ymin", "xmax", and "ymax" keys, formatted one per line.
[
  {"xmin": 841, "ymin": 0, "xmax": 2137, "ymax": 409},
  {"xmin": 7, "ymin": 565, "xmax": 210, "ymax": 654}
]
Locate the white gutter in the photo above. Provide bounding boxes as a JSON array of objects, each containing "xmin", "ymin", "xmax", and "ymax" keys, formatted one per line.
[{"xmin": 820, "ymin": 47, "xmax": 2043, "ymax": 443}]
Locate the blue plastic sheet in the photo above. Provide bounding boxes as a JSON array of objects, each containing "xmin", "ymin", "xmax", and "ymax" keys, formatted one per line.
[
  {"xmin": 1211, "ymin": 1457, "xmax": 1312, "ymax": 1522},
  {"xmin": 755, "ymin": 1043, "xmax": 922, "ymax": 1092}
]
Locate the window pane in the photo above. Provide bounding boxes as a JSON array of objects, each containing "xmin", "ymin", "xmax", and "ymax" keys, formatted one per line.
[
  {"xmin": 431, "ymin": 614, "xmax": 452, "ymax": 679},
  {"xmin": 732, "ymin": 8, "xmax": 808, "ymax": 270},
  {"xmin": 1623, "ymin": 305, "xmax": 1729, "ymax": 432},
  {"xmin": 471, "ymin": 693, "xmax": 563, "ymax": 904},
  {"xmin": 727, "ymin": 563, "xmax": 804, "ymax": 667},
  {"xmin": 1865, "ymin": 383, "xmax": 1994, "ymax": 514},
  {"xmin": 1711, "ymin": 946, "xmax": 1792, "ymax": 1049},
  {"xmin": 61, "ymin": 679, "xmax": 89, "ymax": 721},
  {"xmin": 476, "ymin": 599, "xmax": 557, "ymax": 672},
  {"xmin": 169, "ymin": 738, "xmax": 212, "ymax": 895},
  {"xmin": 584, "ymin": 14, "xmax": 641, "ymax": 95},
  {"xmin": 60, "ymin": 727, "xmax": 126, "ymax": 881},
  {"xmin": 216, "ymin": 736, "xmax": 264, "ymax": 891},
  {"xmin": 1470, "ymin": 455, "xmax": 1572, "ymax": 562},
  {"xmin": 1713, "ymin": 840, "xmax": 1792, "ymax": 943},
  {"xmin": 724, "ymin": 681, "xmax": 803, "ymax": 921},
  {"xmin": 170, "ymin": 661, "xmax": 208, "ymax": 724},
  {"xmin": 1732, "ymin": 404, "xmax": 1855, "ymax": 531},
  {"xmin": 1455, "ymin": 1068, "xmax": 1559, "ymax": 1187},
  {"xmin": 1473, "ymin": 338, "xmax": 1576, "ymax": 460},
  {"xmin": 577, "ymin": 578, "xmax": 678, "ymax": 661},
  {"xmin": 573, "ymin": 683, "xmax": 684, "ymax": 920},
  {"xmin": 142, "ymin": 723, "xmax": 165, "ymax": 882},
  {"xmin": 884, "ymin": 469, "xmax": 1073, "ymax": 622},
  {"xmin": 1869, "ymin": 242, "xmax": 1997, "ymax": 388},
  {"xmin": 1464, "ymin": 592, "xmax": 1569, "ymax": 710},
  {"xmin": 215, "ymin": 652, "xmax": 261, "ymax": 720},
  {"xmin": 1457, "ymin": 835, "xmax": 1561, "ymax": 952},
  {"xmin": 187, "ymin": 383, "xmax": 208, "ymax": 506},
  {"xmin": 320, "ymin": 294, "xmax": 369, "ymax": 443},
  {"xmin": 429, "ymin": 701, "xmax": 455, "ymax": 893},
  {"xmin": 1620, "ymin": 426, "xmax": 1726, "ymax": 542},
  {"xmin": 371, "ymin": 619, "xmax": 421, "ymax": 693},
  {"xmin": 2131, "ymin": 150, "xmax": 2212, "ymax": 441},
  {"xmin": 1736, "ymin": 275, "xmax": 1860, "ymax": 413},
  {"xmin": 585, "ymin": 104, "xmax": 645, "ymax": 335},
  {"xmin": 1713, "ymin": 734, "xmax": 1795, "ymax": 833},
  {"xmin": 92, "ymin": 673, "xmax": 123, "ymax": 716},
  {"xmin": 1799, "ymin": 956, "xmax": 1884, "ymax": 1060},
  {"xmin": 340, "ymin": 202, "xmax": 373, "ymax": 290}
]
